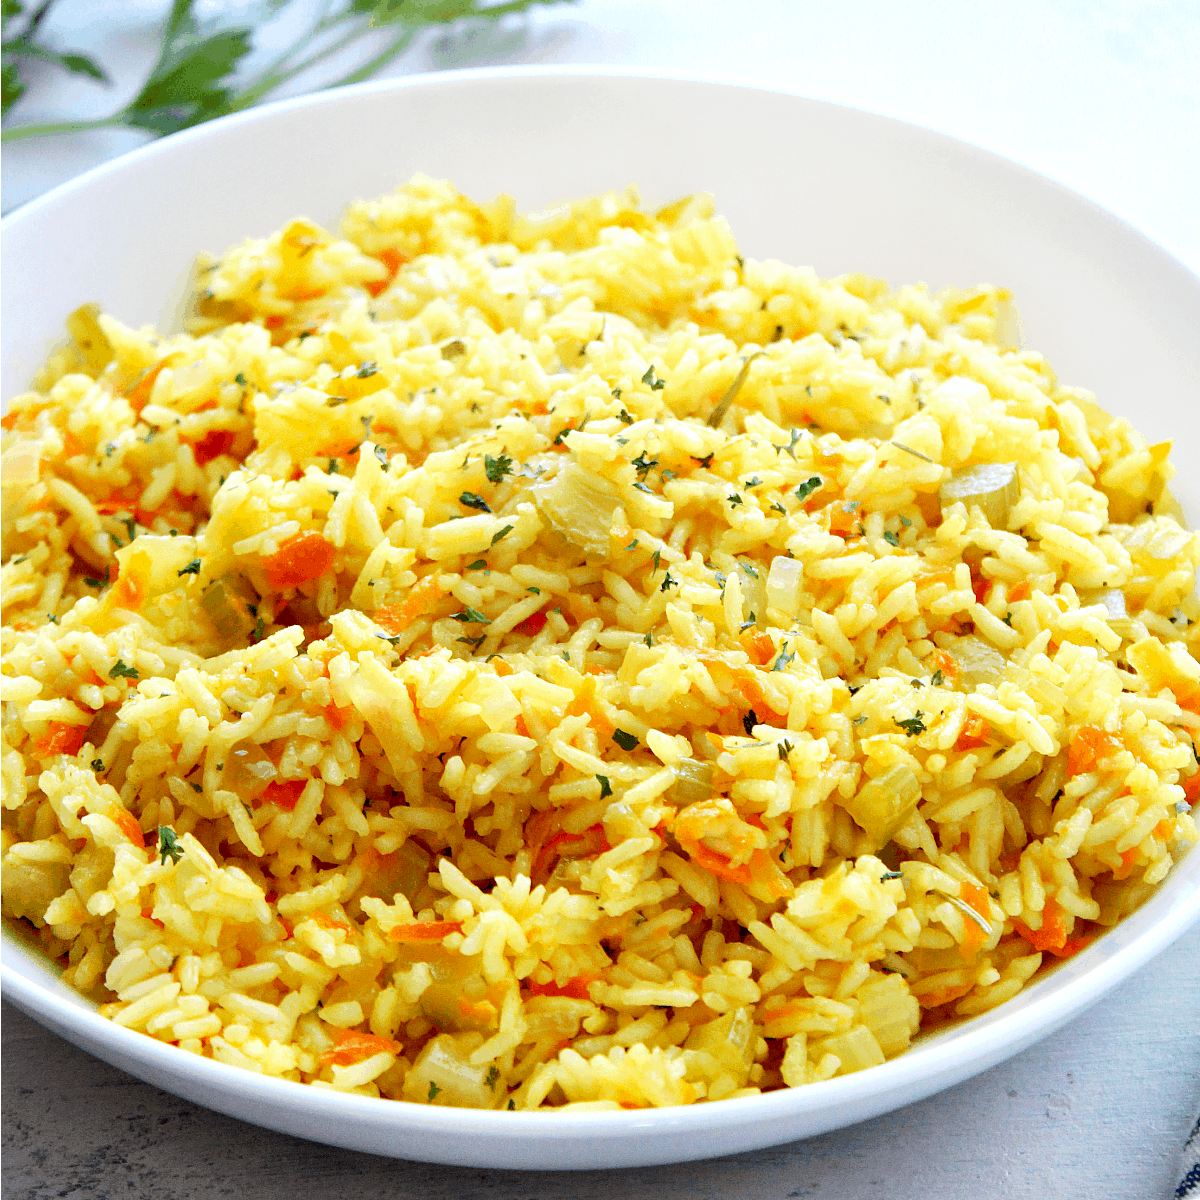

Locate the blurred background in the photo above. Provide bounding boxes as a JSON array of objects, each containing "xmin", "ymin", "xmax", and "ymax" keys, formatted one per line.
[{"xmin": 3, "ymin": 0, "xmax": 1199, "ymax": 279}]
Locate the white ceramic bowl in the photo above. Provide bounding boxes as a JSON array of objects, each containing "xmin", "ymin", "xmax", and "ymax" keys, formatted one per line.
[{"xmin": 3, "ymin": 67, "xmax": 1199, "ymax": 1171}]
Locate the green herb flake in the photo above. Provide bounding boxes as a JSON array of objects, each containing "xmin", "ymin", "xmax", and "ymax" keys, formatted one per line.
[
  {"xmin": 374, "ymin": 444, "xmax": 388, "ymax": 468},
  {"xmin": 46, "ymin": 613, "xmax": 60, "ymax": 624},
  {"xmin": 883, "ymin": 530, "xmax": 900, "ymax": 546},
  {"xmin": 189, "ymin": 781, "xmax": 203, "ymax": 793},
  {"xmin": 778, "ymin": 739, "xmax": 793, "ymax": 760},
  {"xmin": 235, "ymin": 373, "xmax": 247, "ymax": 386},
  {"xmin": 895, "ymin": 712, "xmax": 927, "ymax": 736},
  {"xmin": 467, "ymin": 559, "xmax": 488, "ymax": 570},
  {"xmin": 156, "ymin": 825, "xmax": 183, "ymax": 865},
  {"xmin": 931, "ymin": 669, "xmax": 945, "ymax": 687},
  {"xmin": 880, "ymin": 869, "xmax": 905, "ymax": 881},
  {"xmin": 486, "ymin": 1066, "xmax": 500, "ymax": 1088},
  {"xmin": 617, "ymin": 408, "xmax": 633, "ymax": 425},
  {"xmin": 632, "ymin": 481, "xmax": 654, "ymax": 494},
  {"xmin": 641, "ymin": 365, "xmax": 666, "ymax": 391},
  {"xmin": 90, "ymin": 758, "xmax": 105, "ymax": 773},
  {"xmin": 794, "ymin": 476, "xmax": 822, "ymax": 503},
  {"xmin": 596, "ymin": 774, "xmax": 612, "ymax": 799},
  {"xmin": 490, "ymin": 524, "xmax": 514, "ymax": 546},
  {"xmin": 659, "ymin": 571, "xmax": 676, "ymax": 593},
  {"xmin": 525, "ymin": 585, "xmax": 540, "ymax": 594},
  {"xmin": 743, "ymin": 709, "xmax": 759, "ymax": 735},
  {"xmin": 356, "ymin": 361, "xmax": 378, "ymax": 379},
  {"xmin": 692, "ymin": 453, "xmax": 714, "ymax": 469},
  {"xmin": 744, "ymin": 477, "xmax": 763, "ymax": 489},
  {"xmin": 451, "ymin": 607, "xmax": 490, "ymax": 624},
  {"xmin": 852, "ymin": 714, "xmax": 868, "ymax": 726},
  {"xmin": 484, "ymin": 452, "xmax": 513, "ymax": 483},
  {"xmin": 109, "ymin": 659, "xmax": 139, "ymax": 679},
  {"xmin": 900, "ymin": 516, "xmax": 912, "ymax": 527},
  {"xmin": 613, "ymin": 729, "xmax": 639, "ymax": 752},
  {"xmin": 772, "ymin": 645, "xmax": 794, "ymax": 672},
  {"xmin": 459, "ymin": 491, "xmax": 491, "ymax": 512},
  {"xmin": 632, "ymin": 451, "xmax": 658, "ymax": 480},
  {"xmin": 507, "ymin": 1099, "xmax": 515, "ymax": 1110},
  {"xmin": 428, "ymin": 1082, "xmax": 441, "ymax": 1101},
  {"xmin": 727, "ymin": 493, "xmax": 744, "ymax": 507},
  {"xmin": 177, "ymin": 559, "xmax": 202, "ymax": 576},
  {"xmin": 327, "ymin": 396, "xmax": 348, "ymax": 407}
]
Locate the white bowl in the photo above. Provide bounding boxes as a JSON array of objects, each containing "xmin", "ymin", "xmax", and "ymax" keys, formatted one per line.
[{"xmin": 3, "ymin": 66, "xmax": 1199, "ymax": 1171}]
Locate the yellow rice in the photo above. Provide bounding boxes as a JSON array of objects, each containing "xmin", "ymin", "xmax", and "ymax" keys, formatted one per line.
[{"xmin": 2, "ymin": 176, "xmax": 1198, "ymax": 1110}]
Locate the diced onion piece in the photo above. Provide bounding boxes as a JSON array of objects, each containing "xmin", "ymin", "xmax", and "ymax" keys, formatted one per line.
[
  {"xmin": 1, "ymin": 443, "xmax": 40, "ymax": 487},
  {"xmin": 736, "ymin": 560, "xmax": 767, "ymax": 627},
  {"xmin": 766, "ymin": 555, "xmax": 803, "ymax": 618},
  {"xmin": 845, "ymin": 764, "xmax": 921, "ymax": 844},
  {"xmin": 533, "ymin": 460, "xmax": 623, "ymax": 558},
  {"xmin": 939, "ymin": 462, "xmax": 1019, "ymax": 527},
  {"xmin": 402, "ymin": 1032, "xmax": 497, "ymax": 1108},
  {"xmin": 65, "ymin": 303, "xmax": 113, "ymax": 375},
  {"xmin": 224, "ymin": 744, "xmax": 275, "ymax": 804},
  {"xmin": 812, "ymin": 1024, "xmax": 886, "ymax": 1076},
  {"xmin": 200, "ymin": 575, "xmax": 258, "ymax": 641},
  {"xmin": 1079, "ymin": 588, "xmax": 1136, "ymax": 639},
  {"xmin": 671, "ymin": 758, "xmax": 715, "ymax": 805},
  {"xmin": 950, "ymin": 635, "xmax": 1007, "ymax": 689},
  {"xmin": 683, "ymin": 1008, "xmax": 755, "ymax": 1082}
]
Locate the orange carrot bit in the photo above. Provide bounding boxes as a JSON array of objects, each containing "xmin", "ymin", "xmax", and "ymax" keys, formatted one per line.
[
  {"xmin": 1112, "ymin": 848, "xmax": 1139, "ymax": 880},
  {"xmin": 746, "ymin": 632, "xmax": 775, "ymax": 666},
  {"xmin": 1182, "ymin": 772, "xmax": 1200, "ymax": 807},
  {"xmin": 1012, "ymin": 896, "xmax": 1067, "ymax": 952},
  {"xmin": 111, "ymin": 570, "xmax": 144, "ymax": 610},
  {"xmin": 33, "ymin": 722, "xmax": 87, "ymax": 758},
  {"xmin": 387, "ymin": 920, "xmax": 464, "ymax": 943},
  {"xmin": 323, "ymin": 703, "xmax": 351, "ymax": 730},
  {"xmin": 492, "ymin": 657, "xmax": 514, "ymax": 677},
  {"xmin": 955, "ymin": 713, "xmax": 991, "ymax": 751},
  {"xmin": 190, "ymin": 429, "xmax": 235, "ymax": 466},
  {"xmin": 958, "ymin": 881, "xmax": 991, "ymax": 960},
  {"xmin": 527, "ymin": 974, "xmax": 598, "ymax": 1001},
  {"xmin": 1007, "ymin": 580, "xmax": 1031, "ymax": 603},
  {"xmin": 916, "ymin": 982, "xmax": 975, "ymax": 1010},
  {"xmin": 124, "ymin": 363, "xmax": 167, "ymax": 413},
  {"xmin": 374, "ymin": 575, "xmax": 443, "ymax": 634},
  {"xmin": 264, "ymin": 530, "xmax": 335, "ymax": 590},
  {"xmin": 931, "ymin": 649, "xmax": 960, "ymax": 684},
  {"xmin": 532, "ymin": 825, "xmax": 611, "ymax": 885},
  {"xmin": 320, "ymin": 1029, "xmax": 400, "ymax": 1067},
  {"xmin": 112, "ymin": 808, "xmax": 146, "ymax": 849},
  {"xmin": 312, "ymin": 913, "xmax": 354, "ymax": 934},
  {"xmin": 970, "ymin": 570, "xmax": 992, "ymax": 606},
  {"xmin": 681, "ymin": 839, "xmax": 753, "ymax": 886},
  {"xmin": 516, "ymin": 610, "xmax": 548, "ymax": 637},
  {"xmin": 259, "ymin": 780, "xmax": 307, "ymax": 811},
  {"xmin": 0, "ymin": 410, "xmax": 20, "ymax": 430},
  {"xmin": 1046, "ymin": 934, "xmax": 1093, "ymax": 959},
  {"xmin": 1068, "ymin": 724, "xmax": 1122, "ymax": 776}
]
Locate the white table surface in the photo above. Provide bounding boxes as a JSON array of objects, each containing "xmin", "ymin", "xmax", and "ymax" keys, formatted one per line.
[{"xmin": 2, "ymin": 2, "xmax": 1198, "ymax": 1196}]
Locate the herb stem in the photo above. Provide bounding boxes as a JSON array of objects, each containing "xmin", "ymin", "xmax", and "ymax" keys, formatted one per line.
[{"xmin": 1, "ymin": 115, "xmax": 124, "ymax": 142}]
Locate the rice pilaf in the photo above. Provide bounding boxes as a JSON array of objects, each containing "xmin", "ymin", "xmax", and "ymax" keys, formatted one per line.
[{"xmin": 2, "ymin": 177, "xmax": 1198, "ymax": 1110}]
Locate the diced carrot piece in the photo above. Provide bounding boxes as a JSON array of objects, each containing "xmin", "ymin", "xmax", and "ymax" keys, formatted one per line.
[
  {"xmin": 957, "ymin": 881, "xmax": 991, "ymax": 960},
  {"xmin": 532, "ymin": 824, "xmax": 610, "ymax": 885},
  {"xmin": 492, "ymin": 658, "xmax": 513, "ymax": 677},
  {"xmin": 264, "ymin": 530, "xmax": 334, "ymax": 590},
  {"xmin": 125, "ymin": 363, "xmax": 166, "ymax": 413},
  {"xmin": 1068, "ymin": 724, "xmax": 1122, "ymax": 775},
  {"xmin": 259, "ymin": 780, "xmax": 307, "ymax": 811},
  {"xmin": 932, "ymin": 649, "xmax": 959, "ymax": 683},
  {"xmin": 916, "ymin": 982, "xmax": 974, "ymax": 1009},
  {"xmin": 970, "ymin": 570, "xmax": 991, "ymax": 605},
  {"xmin": 264, "ymin": 315, "xmax": 286, "ymax": 330},
  {"xmin": 1013, "ymin": 896, "xmax": 1067, "ymax": 952},
  {"xmin": 112, "ymin": 808, "xmax": 146, "ymax": 848},
  {"xmin": 682, "ymin": 839, "xmax": 753, "ymax": 885},
  {"xmin": 747, "ymin": 632, "xmax": 775, "ymax": 666},
  {"xmin": 34, "ymin": 722, "xmax": 87, "ymax": 758},
  {"xmin": 1182, "ymin": 772, "xmax": 1200, "ymax": 806},
  {"xmin": 516, "ymin": 610, "xmax": 548, "ymax": 637},
  {"xmin": 956, "ymin": 713, "xmax": 990, "ymax": 750},
  {"xmin": 527, "ymin": 974, "xmax": 598, "ymax": 1000},
  {"xmin": 387, "ymin": 921, "xmax": 464, "ymax": 943},
  {"xmin": 1046, "ymin": 935, "xmax": 1092, "ymax": 959},
  {"xmin": 312, "ymin": 913, "xmax": 353, "ymax": 934},
  {"xmin": 321, "ymin": 1029, "xmax": 399, "ymax": 1067},
  {"xmin": 324, "ymin": 703, "xmax": 350, "ymax": 730},
  {"xmin": 1008, "ymin": 580, "xmax": 1031, "ymax": 602},
  {"xmin": 374, "ymin": 575, "xmax": 443, "ymax": 634},
  {"xmin": 378, "ymin": 247, "xmax": 409, "ymax": 277},
  {"xmin": 1113, "ymin": 848, "xmax": 1138, "ymax": 880},
  {"xmin": 1, "ymin": 410, "xmax": 19, "ymax": 430},
  {"xmin": 191, "ymin": 429, "xmax": 234, "ymax": 465}
]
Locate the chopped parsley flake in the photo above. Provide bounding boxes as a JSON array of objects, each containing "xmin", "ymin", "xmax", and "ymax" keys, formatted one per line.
[
  {"xmin": 794, "ymin": 476, "xmax": 822, "ymax": 503},
  {"xmin": 769, "ymin": 501, "xmax": 787, "ymax": 515},
  {"xmin": 641, "ymin": 365, "xmax": 666, "ymax": 391},
  {"xmin": 692, "ymin": 453, "xmax": 714, "ymax": 469},
  {"xmin": 931, "ymin": 669, "xmax": 945, "ymax": 687},
  {"xmin": 596, "ymin": 775, "xmax": 612, "ymax": 799},
  {"xmin": 490, "ymin": 524, "xmax": 514, "ymax": 545},
  {"xmin": 778, "ymin": 739, "xmax": 794, "ymax": 760},
  {"xmin": 467, "ymin": 559, "xmax": 488, "ymax": 570},
  {"xmin": 484, "ymin": 453, "xmax": 514, "ymax": 483},
  {"xmin": 428, "ymin": 1082, "xmax": 441, "ymax": 1101},
  {"xmin": 486, "ymin": 1066, "xmax": 500, "ymax": 1088},
  {"xmin": 744, "ymin": 477, "xmax": 763, "ymax": 489},
  {"xmin": 883, "ymin": 530, "xmax": 900, "ymax": 546},
  {"xmin": 632, "ymin": 451, "xmax": 658, "ymax": 480},
  {"xmin": 459, "ymin": 491, "xmax": 491, "ymax": 512},
  {"xmin": 90, "ymin": 758, "xmax": 105, "ymax": 773},
  {"xmin": 659, "ymin": 571, "xmax": 676, "ymax": 592},
  {"xmin": 356, "ymin": 361, "xmax": 378, "ymax": 378},
  {"xmin": 743, "ymin": 710, "xmax": 759, "ymax": 734},
  {"xmin": 526, "ymin": 585, "xmax": 540, "ymax": 594},
  {"xmin": 772, "ymin": 645, "xmax": 794, "ymax": 672},
  {"xmin": 156, "ymin": 825, "xmax": 183, "ymax": 865},
  {"xmin": 189, "ymin": 782, "xmax": 203, "ymax": 793},
  {"xmin": 613, "ymin": 729, "xmax": 639, "ymax": 752},
  {"xmin": 374, "ymin": 444, "xmax": 388, "ymax": 468},
  {"xmin": 617, "ymin": 408, "xmax": 633, "ymax": 425},
  {"xmin": 727, "ymin": 493, "xmax": 744, "ymax": 507},
  {"xmin": 895, "ymin": 712, "xmax": 927, "ymax": 736},
  {"xmin": 451, "ymin": 607, "xmax": 489, "ymax": 623},
  {"xmin": 177, "ymin": 559, "xmax": 201, "ymax": 576},
  {"xmin": 880, "ymin": 869, "xmax": 905, "ymax": 881},
  {"xmin": 633, "ymin": 481, "xmax": 654, "ymax": 494},
  {"xmin": 852, "ymin": 714, "xmax": 868, "ymax": 726},
  {"xmin": 109, "ymin": 659, "xmax": 139, "ymax": 679}
]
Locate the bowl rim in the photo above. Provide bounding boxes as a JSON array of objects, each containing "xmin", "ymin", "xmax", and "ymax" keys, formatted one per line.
[{"xmin": 3, "ymin": 63, "xmax": 1199, "ymax": 1156}]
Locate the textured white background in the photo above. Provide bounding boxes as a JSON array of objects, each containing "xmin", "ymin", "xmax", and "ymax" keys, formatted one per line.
[{"xmin": 2, "ymin": 1, "xmax": 1198, "ymax": 1196}]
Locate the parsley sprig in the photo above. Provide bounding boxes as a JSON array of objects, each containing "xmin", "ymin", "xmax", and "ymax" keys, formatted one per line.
[{"xmin": 3, "ymin": 0, "xmax": 571, "ymax": 142}]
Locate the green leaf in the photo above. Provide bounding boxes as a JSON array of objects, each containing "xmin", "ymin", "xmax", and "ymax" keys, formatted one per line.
[
  {"xmin": 484, "ymin": 452, "xmax": 513, "ymax": 483},
  {"xmin": 596, "ymin": 774, "xmax": 612, "ymax": 799},
  {"xmin": 1, "ymin": 61, "xmax": 23, "ymax": 116},
  {"xmin": 121, "ymin": 0, "xmax": 255, "ymax": 135},
  {"xmin": 459, "ymin": 491, "xmax": 491, "ymax": 512},
  {"xmin": 157, "ymin": 825, "xmax": 184, "ymax": 865},
  {"xmin": 450, "ymin": 606, "xmax": 490, "ymax": 623},
  {"xmin": 612, "ymin": 729, "xmax": 638, "ymax": 752},
  {"xmin": 109, "ymin": 659, "xmax": 139, "ymax": 679}
]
